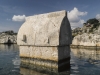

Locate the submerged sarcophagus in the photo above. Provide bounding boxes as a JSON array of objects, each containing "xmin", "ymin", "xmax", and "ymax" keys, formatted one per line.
[{"xmin": 17, "ymin": 10, "xmax": 72, "ymax": 72}]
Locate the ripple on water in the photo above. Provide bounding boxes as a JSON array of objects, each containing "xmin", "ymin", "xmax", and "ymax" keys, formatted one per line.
[
  {"xmin": 71, "ymin": 65, "xmax": 78, "ymax": 70},
  {"xmin": 12, "ymin": 58, "xmax": 20, "ymax": 66}
]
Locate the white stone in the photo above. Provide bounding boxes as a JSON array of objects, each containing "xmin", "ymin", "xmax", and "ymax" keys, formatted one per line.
[
  {"xmin": 17, "ymin": 10, "xmax": 71, "ymax": 70},
  {"xmin": 17, "ymin": 10, "xmax": 72, "ymax": 46},
  {"xmin": 0, "ymin": 34, "xmax": 17, "ymax": 44},
  {"xmin": 72, "ymin": 33, "xmax": 100, "ymax": 46},
  {"xmin": 19, "ymin": 46, "xmax": 70, "ymax": 62}
]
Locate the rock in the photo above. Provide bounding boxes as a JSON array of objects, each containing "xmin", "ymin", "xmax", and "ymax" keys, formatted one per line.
[
  {"xmin": 72, "ymin": 18, "xmax": 100, "ymax": 46},
  {"xmin": 0, "ymin": 31, "xmax": 17, "ymax": 44},
  {"xmin": 72, "ymin": 32, "xmax": 100, "ymax": 46}
]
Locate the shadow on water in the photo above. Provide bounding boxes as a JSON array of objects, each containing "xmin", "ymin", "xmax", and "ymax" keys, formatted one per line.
[
  {"xmin": 58, "ymin": 46, "xmax": 70, "ymax": 72},
  {"xmin": 20, "ymin": 57, "xmax": 70, "ymax": 75},
  {"xmin": 4, "ymin": 43, "xmax": 12, "ymax": 50},
  {"xmin": 20, "ymin": 67, "xmax": 70, "ymax": 75},
  {"xmin": 7, "ymin": 43, "xmax": 12, "ymax": 49}
]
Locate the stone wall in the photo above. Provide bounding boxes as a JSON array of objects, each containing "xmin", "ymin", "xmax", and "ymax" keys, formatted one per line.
[{"xmin": 19, "ymin": 46, "xmax": 70, "ymax": 62}]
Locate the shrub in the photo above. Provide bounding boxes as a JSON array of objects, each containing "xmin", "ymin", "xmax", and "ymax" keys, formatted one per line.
[{"xmin": 87, "ymin": 18, "xmax": 99, "ymax": 24}]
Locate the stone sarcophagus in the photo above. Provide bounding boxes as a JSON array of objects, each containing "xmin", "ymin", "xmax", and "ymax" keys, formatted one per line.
[{"xmin": 17, "ymin": 10, "xmax": 72, "ymax": 72}]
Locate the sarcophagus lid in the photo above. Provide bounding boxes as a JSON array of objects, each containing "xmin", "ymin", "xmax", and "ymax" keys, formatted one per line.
[{"xmin": 17, "ymin": 10, "xmax": 72, "ymax": 46}]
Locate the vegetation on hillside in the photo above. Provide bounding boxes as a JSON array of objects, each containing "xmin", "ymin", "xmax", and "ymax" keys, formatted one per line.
[
  {"xmin": 72, "ymin": 18, "xmax": 100, "ymax": 38},
  {"xmin": 86, "ymin": 18, "xmax": 99, "ymax": 24},
  {"xmin": 1, "ymin": 30, "xmax": 17, "ymax": 35}
]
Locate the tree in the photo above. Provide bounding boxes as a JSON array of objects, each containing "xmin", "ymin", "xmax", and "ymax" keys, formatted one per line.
[{"xmin": 86, "ymin": 18, "xmax": 99, "ymax": 24}]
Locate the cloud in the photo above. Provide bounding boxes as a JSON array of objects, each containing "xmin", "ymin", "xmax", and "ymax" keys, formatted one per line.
[
  {"xmin": 12, "ymin": 15, "xmax": 26, "ymax": 22},
  {"xmin": 71, "ymin": 19, "xmax": 85, "ymax": 29},
  {"xmin": 68, "ymin": 7, "xmax": 88, "ymax": 28},
  {"xmin": 96, "ymin": 14, "xmax": 100, "ymax": 19}
]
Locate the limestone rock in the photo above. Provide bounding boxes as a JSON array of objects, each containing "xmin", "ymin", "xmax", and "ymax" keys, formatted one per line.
[
  {"xmin": 72, "ymin": 33, "xmax": 100, "ymax": 46},
  {"xmin": 72, "ymin": 18, "xmax": 100, "ymax": 46},
  {"xmin": 17, "ymin": 10, "xmax": 72, "ymax": 46},
  {"xmin": 0, "ymin": 32, "xmax": 17, "ymax": 44}
]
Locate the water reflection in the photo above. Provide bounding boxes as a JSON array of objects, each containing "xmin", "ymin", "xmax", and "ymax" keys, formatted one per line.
[
  {"xmin": 71, "ymin": 48, "xmax": 100, "ymax": 75},
  {"xmin": 0, "ymin": 44, "xmax": 19, "ymax": 51},
  {"xmin": 1, "ymin": 44, "xmax": 100, "ymax": 75},
  {"xmin": 20, "ymin": 57, "xmax": 70, "ymax": 75},
  {"xmin": 71, "ymin": 48, "xmax": 100, "ymax": 60},
  {"xmin": 0, "ymin": 44, "xmax": 20, "ymax": 75},
  {"xmin": 20, "ymin": 67, "xmax": 70, "ymax": 75},
  {"xmin": 0, "ymin": 44, "xmax": 70, "ymax": 75}
]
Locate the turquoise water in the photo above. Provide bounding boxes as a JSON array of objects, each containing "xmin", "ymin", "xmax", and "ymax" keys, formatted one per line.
[{"xmin": 0, "ymin": 44, "xmax": 100, "ymax": 75}]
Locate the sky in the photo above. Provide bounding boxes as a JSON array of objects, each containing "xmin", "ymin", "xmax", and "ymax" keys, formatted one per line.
[{"xmin": 0, "ymin": 0, "xmax": 100, "ymax": 32}]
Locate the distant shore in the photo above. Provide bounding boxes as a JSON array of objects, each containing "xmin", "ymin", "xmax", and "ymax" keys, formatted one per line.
[{"xmin": 0, "ymin": 30, "xmax": 17, "ymax": 44}]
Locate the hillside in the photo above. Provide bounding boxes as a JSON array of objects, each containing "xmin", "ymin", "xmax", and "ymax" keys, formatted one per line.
[{"xmin": 72, "ymin": 18, "xmax": 100, "ymax": 46}]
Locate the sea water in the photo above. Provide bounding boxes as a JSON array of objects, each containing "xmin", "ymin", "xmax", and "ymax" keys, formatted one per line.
[{"xmin": 0, "ymin": 44, "xmax": 100, "ymax": 75}]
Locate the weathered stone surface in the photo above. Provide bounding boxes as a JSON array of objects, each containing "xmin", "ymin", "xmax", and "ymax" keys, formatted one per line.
[
  {"xmin": 17, "ymin": 10, "xmax": 72, "ymax": 46},
  {"xmin": 17, "ymin": 10, "xmax": 71, "ymax": 71},
  {"xmin": 72, "ymin": 33, "xmax": 100, "ymax": 46},
  {"xmin": 19, "ymin": 46, "xmax": 70, "ymax": 62},
  {"xmin": 0, "ymin": 32, "xmax": 17, "ymax": 44}
]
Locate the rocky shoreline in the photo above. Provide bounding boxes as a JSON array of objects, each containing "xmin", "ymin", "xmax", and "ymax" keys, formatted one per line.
[
  {"xmin": 72, "ymin": 18, "xmax": 100, "ymax": 47},
  {"xmin": 0, "ymin": 30, "xmax": 17, "ymax": 44}
]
